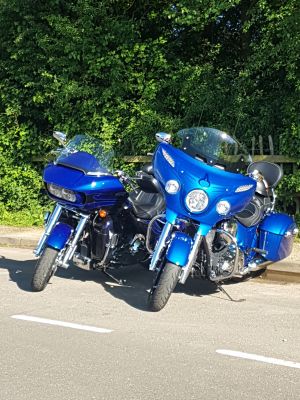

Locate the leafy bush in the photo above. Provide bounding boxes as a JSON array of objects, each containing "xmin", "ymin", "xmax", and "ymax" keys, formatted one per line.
[{"xmin": 0, "ymin": 0, "xmax": 299, "ymax": 225}]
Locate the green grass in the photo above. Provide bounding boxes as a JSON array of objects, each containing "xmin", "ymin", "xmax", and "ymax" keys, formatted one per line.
[{"xmin": 0, "ymin": 205, "xmax": 47, "ymax": 227}]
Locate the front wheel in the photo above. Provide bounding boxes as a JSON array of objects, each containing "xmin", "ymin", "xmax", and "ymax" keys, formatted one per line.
[
  {"xmin": 148, "ymin": 262, "xmax": 181, "ymax": 312},
  {"xmin": 31, "ymin": 247, "xmax": 59, "ymax": 292}
]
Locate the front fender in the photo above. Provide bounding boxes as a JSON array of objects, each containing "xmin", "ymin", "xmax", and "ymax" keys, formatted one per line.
[
  {"xmin": 166, "ymin": 232, "xmax": 193, "ymax": 267},
  {"xmin": 46, "ymin": 222, "xmax": 73, "ymax": 251}
]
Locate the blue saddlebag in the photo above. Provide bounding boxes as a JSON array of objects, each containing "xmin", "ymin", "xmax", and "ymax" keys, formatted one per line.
[{"xmin": 259, "ymin": 213, "xmax": 297, "ymax": 262}]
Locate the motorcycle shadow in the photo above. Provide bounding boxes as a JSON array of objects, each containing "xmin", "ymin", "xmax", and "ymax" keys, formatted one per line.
[
  {"xmin": 0, "ymin": 255, "xmax": 228, "ymax": 309},
  {"xmin": 98, "ymin": 266, "xmax": 222, "ymax": 310},
  {"xmin": 0, "ymin": 255, "xmax": 36, "ymax": 292},
  {"xmin": 0, "ymin": 254, "xmax": 154, "ymax": 310}
]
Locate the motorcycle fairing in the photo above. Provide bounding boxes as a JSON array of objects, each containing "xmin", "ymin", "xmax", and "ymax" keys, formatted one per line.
[
  {"xmin": 154, "ymin": 143, "xmax": 256, "ymax": 227},
  {"xmin": 43, "ymin": 163, "xmax": 126, "ymax": 210}
]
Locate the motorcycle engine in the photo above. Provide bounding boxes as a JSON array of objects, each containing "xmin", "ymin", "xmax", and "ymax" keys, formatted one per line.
[{"xmin": 208, "ymin": 220, "xmax": 240, "ymax": 281}]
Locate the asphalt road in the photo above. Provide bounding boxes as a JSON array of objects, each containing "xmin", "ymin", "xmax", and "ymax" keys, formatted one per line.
[{"xmin": 0, "ymin": 247, "xmax": 299, "ymax": 400}]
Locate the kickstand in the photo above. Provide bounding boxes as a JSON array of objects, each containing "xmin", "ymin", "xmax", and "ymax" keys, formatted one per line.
[
  {"xmin": 215, "ymin": 282, "xmax": 246, "ymax": 302},
  {"xmin": 102, "ymin": 269, "xmax": 124, "ymax": 285}
]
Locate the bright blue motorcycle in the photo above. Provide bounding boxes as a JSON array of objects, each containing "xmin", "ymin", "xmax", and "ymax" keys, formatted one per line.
[
  {"xmin": 32, "ymin": 132, "xmax": 164, "ymax": 291},
  {"xmin": 148, "ymin": 127, "xmax": 298, "ymax": 311}
]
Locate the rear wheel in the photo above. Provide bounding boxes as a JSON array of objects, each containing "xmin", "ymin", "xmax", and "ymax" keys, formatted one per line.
[
  {"xmin": 148, "ymin": 262, "xmax": 181, "ymax": 312},
  {"xmin": 31, "ymin": 247, "xmax": 59, "ymax": 292}
]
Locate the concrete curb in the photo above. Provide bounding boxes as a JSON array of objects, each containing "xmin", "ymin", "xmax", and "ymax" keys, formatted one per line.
[
  {"xmin": 0, "ymin": 226, "xmax": 43, "ymax": 250},
  {"xmin": 0, "ymin": 236, "xmax": 39, "ymax": 249},
  {"xmin": 260, "ymin": 268, "xmax": 300, "ymax": 284}
]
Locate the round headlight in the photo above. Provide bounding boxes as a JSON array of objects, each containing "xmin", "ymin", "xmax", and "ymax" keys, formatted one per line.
[
  {"xmin": 185, "ymin": 190, "xmax": 208, "ymax": 213},
  {"xmin": 216, "ymin": 200, "xmax": 231, "ymax": 215},
  {"xmin": 165, "ymin": 180, "xmax": 180, "ymax": 194}
]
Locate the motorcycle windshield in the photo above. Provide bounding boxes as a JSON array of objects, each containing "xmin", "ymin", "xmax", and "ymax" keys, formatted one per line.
[
  {"xmin": 177, "ymin": 127, "xmax": 251, "ymax": 173},
  {"xmin": 56, "ymin": 135, "xmax": 114, "ymax": 175}
]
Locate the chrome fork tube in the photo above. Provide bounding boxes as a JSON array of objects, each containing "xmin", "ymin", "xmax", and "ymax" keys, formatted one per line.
[
  {"xmin": 179, "ymin": 231, "xmax": 203, "ymax": 284},
  {"xmin": 34, "ymin": 204, "xmax": 63, "ymax": 256},
  {"xmin": 149, "ymin": 222, "xmax": 173, "ymax": 271},
  {"xmin": 59, "ymin": 215, "xmax": 89, "ymax": 269}
]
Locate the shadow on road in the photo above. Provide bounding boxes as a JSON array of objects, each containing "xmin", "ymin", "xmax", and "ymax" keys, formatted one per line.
[{"xmin": 0, "ymin": 254, "xmax": 223, "ymax": 310}]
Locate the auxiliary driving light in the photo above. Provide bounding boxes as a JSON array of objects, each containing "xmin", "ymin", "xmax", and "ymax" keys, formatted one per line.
[
  {"xmin": 216, "ymin": 200, "xmax": 231, "ymax": 215},
  {"xmin": 165, "ymin": 180, "xmax": 180, "ymax": 194}
]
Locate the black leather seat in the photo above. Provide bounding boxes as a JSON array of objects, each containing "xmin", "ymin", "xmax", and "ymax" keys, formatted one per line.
[
  {"xmin": 141, "ymin": 163, "xmax": 154, "ymax": 175},
  {"xmin": 129, "ymin": 191, "xmax": 165, "ymax": 220},
  {"xmin": 236, "ymin": 161, "xmax": 280, "ymax": 227}
]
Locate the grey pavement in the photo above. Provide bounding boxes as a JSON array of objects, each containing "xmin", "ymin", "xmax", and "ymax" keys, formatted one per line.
[{"xmin": 0, "ymin": 247, "xmax": 299, "ymax": 400}]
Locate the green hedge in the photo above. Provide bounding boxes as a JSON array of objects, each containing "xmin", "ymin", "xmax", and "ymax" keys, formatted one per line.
[{"xmin": 0, "ymin": 0, "xmax": 299, "ymax": 225}]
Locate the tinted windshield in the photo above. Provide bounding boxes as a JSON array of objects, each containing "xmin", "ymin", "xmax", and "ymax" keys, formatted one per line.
[
  {"xmin": 56, "ymin": 135, "xmax": 114, "ymax": 175},
  {"xmin": 177, "ymin": 127, "xmax": 251, "ymax": 172}
]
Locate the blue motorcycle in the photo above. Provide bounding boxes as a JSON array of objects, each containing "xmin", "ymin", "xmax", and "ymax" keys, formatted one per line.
[
  {"xmin": 32, "ymin": 131, "xmax": 164, "ymax": 291},
  {"xmin": 148, "ymin": 127, "xmax": 298, "ymax": 311}
]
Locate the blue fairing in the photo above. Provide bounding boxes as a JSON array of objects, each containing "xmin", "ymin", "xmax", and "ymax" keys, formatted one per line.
[
  {"xmin": 47, "ymin": 223, "xmax": 72, "ymax": 251},
  {"xmin": 154, "ymin": 143, "xmax": 256, "ymax": 227},
  {"xmin": 166, "ymin": 232, "xmax": 193, "ymax": 266},
  {"xmin": 43, "ymin": 162, "xmax": 126, "ymax": 211}
]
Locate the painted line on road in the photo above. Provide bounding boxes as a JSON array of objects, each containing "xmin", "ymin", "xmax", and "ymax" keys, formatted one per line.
[
  {"xmin": 11, "ymin": 315, "xmax": 113, "ymax": 334},
  {"xmin": 216, "ymin": 349, "xmax": 300, "ymax": 369}
]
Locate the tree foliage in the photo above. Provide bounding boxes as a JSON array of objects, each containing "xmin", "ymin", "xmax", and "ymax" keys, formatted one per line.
[{"xmin": 0, "ymin": 0, "xmax": 299, "ymax": 223}]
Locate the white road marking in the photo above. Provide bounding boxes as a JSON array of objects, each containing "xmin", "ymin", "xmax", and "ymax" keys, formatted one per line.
[
  {"xmin": 216, "ymin": 349, "xmax": 300, "ymax": 369},
  {"xmin": 11, "ymin": 315, "xmax": 113, "ymax": 334}
]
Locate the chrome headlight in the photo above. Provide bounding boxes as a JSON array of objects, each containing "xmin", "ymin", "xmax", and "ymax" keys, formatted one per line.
[
  {"xmin": 216, "ymin": 200, "xmax": 231, "ymax": 215},
  {"xmin": 185, "ymin": 190, "xmax": 208, "ymax": 213},
  {"xmin": 165, "ymin": 180, "xmax": 180, "ymax": 194},
  {"xmin": 47, "ymin": 183, "xmax": 76, "ymax": 203}
]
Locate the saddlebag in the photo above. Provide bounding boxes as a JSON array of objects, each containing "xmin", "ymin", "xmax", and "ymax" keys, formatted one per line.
[{"xmin": 258, "ymin": 213, "xmax": 297, "ymax": 262}]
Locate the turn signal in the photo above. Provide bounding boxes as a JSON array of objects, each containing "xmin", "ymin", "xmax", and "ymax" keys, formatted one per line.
[{"xmin": 98, "ymin": 209, "xmax": 107, "ymax": 218}]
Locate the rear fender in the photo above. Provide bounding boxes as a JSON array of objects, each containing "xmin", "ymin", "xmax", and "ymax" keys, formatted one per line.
[
  {"xmin": 46, "ymin": 222, "xmax": 73, "ymax": 251},
  {"xmin": 166, "ymin": 232, "xmax": 193, "ymax": 267}
]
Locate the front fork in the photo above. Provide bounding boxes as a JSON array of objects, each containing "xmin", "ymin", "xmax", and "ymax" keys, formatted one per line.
[
  {"xmin": 149, "ymin": 222, "xmax": 173, "ymax": 271},
  {"xmin": 34, "ymin": 204, "xmax": 63, "ymax": 256},
  {"xmin": 57, "ymin": 214, "xmax": 89, "ymax": 269},
  {"xmin": 149, "ymin": 217, "xmax": 205, "ymax": 284},
  {"xmin": 34, "ymin": 204, "xmax": 89, "ymax": 269}
]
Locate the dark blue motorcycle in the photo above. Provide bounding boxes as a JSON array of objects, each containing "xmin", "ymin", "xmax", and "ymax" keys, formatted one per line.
[
  {"xmin": 32, "ymin": 132, "xmax": 164, "ymax": 291},
  {"xmin": 148, "ymin": 127, "xmax": 298, "ymax": 311}
]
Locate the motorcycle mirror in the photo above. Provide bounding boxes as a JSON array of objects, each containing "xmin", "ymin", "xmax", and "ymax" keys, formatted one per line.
[
  {"xmin": 155, "ymin": 132, "xmax": 172, "ymax": 144},
  {"xmin": 53, "ymin": 131, "xmax": 67, "ymax": 146}
]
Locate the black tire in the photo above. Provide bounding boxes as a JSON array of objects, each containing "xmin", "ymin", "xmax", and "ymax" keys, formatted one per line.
[
  {"xmin": 31, "ymin": 247, "xmax": 59, "ymax": 292},
  {"xmin": 148, "ymin": 262, "xmax": 181, "ymax": 312}
]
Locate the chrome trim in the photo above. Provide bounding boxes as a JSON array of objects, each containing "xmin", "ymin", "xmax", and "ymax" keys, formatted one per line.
[
  {"xmin": 236, "ymin": 260, "xmax": 272, "ymax": 276},
  {"xmin": 179, "ymin": 232, "xmax": 203, "ymax": 284},
  {"xmin": 86, "ymin": 171, "xmax": 111, "ymax": 177},
  {"xmin": 155, "ymin": 132, "xmax": 172, "ymax": 144},
  {"xmin": 58, "ymin": 215, "xmax": 89, "ymax": 269},
  {"xmin": 146, "ymin": 214, "xmax": 166, "ymax": 254},
  {"xmin": 53, "ymin": 131, "xmax": 67, "ymax": 146},
  {"xmin": 149, "ymin": 222, "xmax": 173, "ymax": 271},
  {"xmin": 34, "ymin": 204, "xmax": 63, "ymax": 256},
  {"xmin": 209, "ymin": 229, "xmax": 240, "ymax": 282}
]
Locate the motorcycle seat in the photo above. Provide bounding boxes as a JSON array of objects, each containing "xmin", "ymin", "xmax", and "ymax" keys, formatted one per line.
[
  {"xmin": 235, "ymin": 194, "xmax": 271, "ymax": 227},
  {"xmin": 141, "ymin": 163, "xmax": 154, "ymax": 175},
  {"xmin": 129, "ymin": 191, "xmax": 165, "ymax": 219}
]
